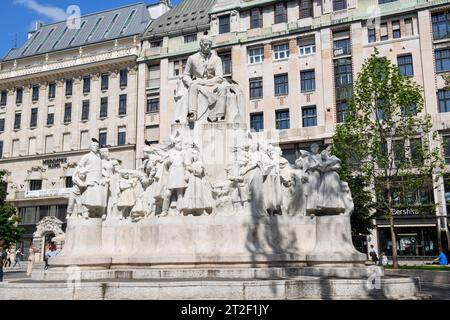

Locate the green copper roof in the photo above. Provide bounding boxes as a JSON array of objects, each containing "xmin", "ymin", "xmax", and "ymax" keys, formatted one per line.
[{"xmin": 143, "ymin": 0, "xmax": 217, "ymax": 39}]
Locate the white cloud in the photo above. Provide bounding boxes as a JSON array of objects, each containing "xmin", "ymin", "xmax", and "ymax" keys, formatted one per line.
[{"xmin": 14, "ymin": 0, "xmax": 67, "ymax": 22}]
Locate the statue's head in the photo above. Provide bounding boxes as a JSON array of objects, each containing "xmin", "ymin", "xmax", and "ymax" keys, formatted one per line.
[
  {"xmin": 90, "ymin": 141, "xmax": 100, "ymax": 153},
  {"xmin": 199, "ymin": 35, "xmax": 213, "ymax": 55},
  {"xmin": 100, "ymin": 148, "xmax": 110, "ymax": 159},
  {"xmin": 310, "ymin": 143, "xmax": 320, "ymax": 155}
]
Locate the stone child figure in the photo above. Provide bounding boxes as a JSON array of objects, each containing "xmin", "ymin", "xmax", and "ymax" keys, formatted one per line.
[
  {"xmin": 117, "ymin": 170, "xmax": 137, "ymax": 220},
  {"xmin": 182, "ymin": 35, "xmax": 227, "ymax": 123},
  {"xmin": 66, "ymin": 168, "xmax": 91, "ymax": 219}
]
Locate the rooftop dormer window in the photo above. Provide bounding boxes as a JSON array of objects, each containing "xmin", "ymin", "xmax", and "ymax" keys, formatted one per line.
[{"xmin": 120, "ymin": 10, "xmax": 136, "ymax": 35}]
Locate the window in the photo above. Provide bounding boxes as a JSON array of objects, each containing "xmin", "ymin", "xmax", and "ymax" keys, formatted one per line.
[
  {"xmin": 30, "ymin": 108, "xmax": 38, "ymax": 128},
  {"xmin": 393, "ymin": 140, "xmax": 405, "ymax": 162},
  {"xmin": 101, "ymin": 73, "xmax": 109, "ymax": 90},
  {"xmin": 300, "ymin": 70, "xmax": 315, "ymax": 92},
  {"xmin": 298, "ymin": 38, "xmax": 316, "ymax": 56},
  {"xmin": 81, "ymin": 100, "xmax": 89, "ymax": 121},
  {"xmin": 64, "ymin": 103, "xmax": 72, "ymax": 123},
  {"xmin": 48, "ymin": 82, "xmax": 56, "ymax": 99},
  {"xmin": 32, "ymin": 85, "xmax": 39, "ymax": 101},
  {"xmin": 435, "ymin": 49, "xmax": 450, "ymax": 73},
  {"xmin": 119, "ymin": 94, "xmax": 127, "ymax": 116},
  {"xmin": 392, "ymin": 21, "xmax": 401, "ymax": 39},
  {"xmin": 438, "ymin": 89, "xmax": 450, "ymax": 113},
  {"xmin": 274, "ymin": 74, "xmax": 289, "ymax": 96},
  {"xmin": 53, "ymin": 26, "xmax": 68, "ymax": 49},
  {"xmin": 151, "ymin": 41, "xmax": 162, "ymax": 48},
  {"xmin": 100, "ymin": 97, "xmax": 108, "ymax": 118},
  {"xmin": 146, "ymin": 125, "xmax": 160, "ymax": 144},
  {"xmin": 104, "ymin": 13, "xmax": 119, "ymax": 39},
  {"xmin": 120, "ymin": 69, "xmax": 128, "ymax": 87},
  {"xmin": 65, "ymin": 177, "xmax": 73, "ymax": 188},
  {"xmin": 86, "ymin": 17, "xmax": 103, "ymax": 42},
  {"xmin": 62, "ymin": 133, "xmax": 71, "ymax": 152},
  {"xmin": 117, "ymin": 127, "xmax": 126, "ymax": 146},
  {"xmin": 300, "ymin": 0, "xmax": 313, "ymax": 19},
  {"xmin": 44, "ymin": 135, "xmax": 53, "ymax": 153},
  {"xmin": 250, "ymin": 113, "xmax": 264, "ymax": 132},
  {"xmin": 0, "ymin": 118, "xmax": 4, "ymax": 132},
  {"xmin": 11, "ymin": 139, "xmax": 19, "ymax": 157},
  {"xmin": 147, "ymin": 97, "xmax": 159, "ymax": 113},
  {"xmin": 83, "ymin": 76, "xmax": 91, "ymax": 93},
  {"xmin": 397, "ymin": 54, "xmax": 414, "ymax": 77},
  {"xmin": 333, "ymin": 0, "xmax": 347, "ymax": 11},
  {"xmin": 14, "ymin": 112, "xmax": 21, "ymax": 130},
  {"xmin": 368, "ymin": 27, "xmax": 376, "ymax": 43},
  {"xmin": 36, "ymin": 28, "xmax": 54, "ymax": 52},
  {"xmin": 380, "ymin": 23, "xmax": 388, "ymax": 41},
  {"xmin": 302, "ymin": 106, "xmax": 317, "ymax": 127},
  {"xmin": 16, "ymin": 88, "xmax": 23, "ymax": 104},
  {"xmin": 274, "ymin": 3, "xmax": 287, "ymax": 24},
  {"xmin": 410, "ymin": 138, "xmax": 423, "ymax": 163},
  {"xmin": 335, "ymin": 58, "xmax": 353, "ymax": 101},
  {"xmin": 29, "ymin": 180, "xmax": 42, "ymax": 191},
  {"xmin": 249, "ymin": 78, "xmax": 263, "ymax": 99},
  {"xmin": 219, "ymin": 53, "xmax": 232, "ymax": 75},
  {"xmin": 336, "ymin": 101, "xmax": 349, "ymax": 123},
  {"xmin": 432, "ymin": 11, "xmax": 450, "ymax": 40},
  {"xmin": 379, "ymin": 0, "xmax": 397, "ymax": 3},
  {"xmin": 333, "ymin": 33, "xmax": 351, "ymax": 56},
  {"xmin": 28, "ymin": 137, "xmax": 36, "ymax": 155},
  {"xmin": 120, "ymin": 10, "xmax": 136, "ymax": 35},
  {"xmin": 47, "ymin": 106, "xmax": 54, "ymax": 125},
  {"xmin": 248, "ymin": 47, "xmax": 264, "ymax": 64},
  {"xmin": 276, "ymin": 109, "xmax": 290, "ymax": 130},
  {"xmin": 401, "ymin": 103, "xmax": 417, "ymax": 117},
  {"xmin": 273, "ymin": 43, "xmax": 290, "ymax": 60},
  {"xmin": 99, "ymin": 129, "xmax": 107, "ymax": 147},
  {"xmin": 250, "ymin": 8, "xmax": 263, "ymax": 29},
  {"xmin": 0, "ymin": 141, "xmax": 3, "ymax": 159},
  {"xmin": 80, "ymin": 130, "xmax": 89, "ymax": 149},
  {"xmin": 405, "ymin": 18, "xmax": 413, "ymax": 37},
  {"xmin": 69, "ymin": 21, "xmax": 86, "ymax": 46},
  {"xmin": 65, "ymin": 79, "xmax": 73, "ymax": 96},
  {"xmin": 0, "ymin": 91, "xmax": 6, "ymax": 106},
  {"xmin": 219, "ymin": 15, "xmax": 231, "ymax": 34},
  {"xmin": 184, "ymin": 34, "xmax": 197, "ymax": 43}
]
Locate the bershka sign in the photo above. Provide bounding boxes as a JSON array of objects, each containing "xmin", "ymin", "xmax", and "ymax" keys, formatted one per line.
[
  {"xmin": 43, "ymin": 158, "xmax": 67, "ymax": 169},
  {"xmin": 392, "ymin": 208, "xmax": 420, "ymax": 215}
]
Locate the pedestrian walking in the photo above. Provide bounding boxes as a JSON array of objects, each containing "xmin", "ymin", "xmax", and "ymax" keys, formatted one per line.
[
  {"xmin": 0, "ymin": 246, "xmax": 6, "ymax": 282},
  {"xmin": 13, "ymin": 247, "xmax": 23, "ymax": 268},
  {"xmin": 369, "ymin": 245, "xmax": 379, "ymax": 265},
  {"xmin": 27, "ymin": 245, "xmax": 38, "ymax": 276},
  {"xmin": 3, "ymin": 248, "xmax": 11, "ymax": 268}
]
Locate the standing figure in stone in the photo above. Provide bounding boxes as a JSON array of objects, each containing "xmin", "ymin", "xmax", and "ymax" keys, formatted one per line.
[
  {"xmin": 183, "ymin": 147, "xmax": 214, "ymax": 215},
  {"xmin": 152, "ymin": 146, "xmax": 170, "ymax": 216},
  {"xmin": 182, "ymin": 35, "xmax": 227, "ymax": 123},
  {"xmin": 302, "ymin": 143, "xmax": 322, "ymax": 215},
  {"xmin": 117, "ymin": 170, "xmax": 137, "ymax": 219},
  {"xmin": 106, "ymin": 160, "xmax": 121, "ymax": 220},
  {"xmin": 225, "ymin": 151, "xmax": 249, "ymax": 211},
  {"xmin": 161, "ymin": 137, "xmax": 188, "ymax": 216},
  {"xmin": 100, "ymin": 148, "xmax": 114, "ymax": 219},
  {"xmin": 290, "ymin": 156, "xmax": 309, "ymax": 216},
  {"xmin": 240, "ymin": 141, "xmax": 266, "ymax": 216},
  {"xmin": 340, "ymin": 182, "xmax": 354, "ymax": 216},
  {"xmin": 66, "ymin": 168, "xmax": 91, "ymax": 219},
  {"xmin": 318, "ymin": 149, "xmax": 345, "ymax": 214},
  {"xmin": 79, "ymin": 140, "xmax": 106, "ymax": 218},
  {"xmin": 273, "ymin": 147, "xmax": 293, "ymax": 215},
  {"xmin": 263, "ymin": 145, "xmax": 283, "ymax": 215}
]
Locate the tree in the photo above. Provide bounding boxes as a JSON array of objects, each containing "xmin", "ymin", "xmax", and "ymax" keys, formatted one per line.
[
  {"xmin": 332, "ymin": 49, "xmax": 444, "ymax": 268},
  {"xmin": 0, "ymin": 171, "xmax": 24, "ymax": 247}
]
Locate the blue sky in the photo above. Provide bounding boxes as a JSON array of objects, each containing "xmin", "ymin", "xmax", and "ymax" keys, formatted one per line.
[{"xmin": 0, "ymin": 0, "xmax": 181, "ymax": 59}]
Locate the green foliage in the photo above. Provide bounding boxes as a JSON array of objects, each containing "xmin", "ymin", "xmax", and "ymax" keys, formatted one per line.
[
  {"xmin": 332, "ymin": 48, "xmax": 445, "ymax": 266},
  {"xmin": 0, "ymin": 171, "xmax": 24, "ymax": 248}
]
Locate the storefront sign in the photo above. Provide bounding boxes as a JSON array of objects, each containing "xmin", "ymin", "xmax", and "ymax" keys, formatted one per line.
[
  {"xmin": 392, "ymin": 208, "xmax": 420, "ymax": 215},
  {"xmin": 25, "ymin": 188, "xmax": 72, "ymax": 199},
  {"xmin": 43, "ymin": 158, "xmax": 67, "ymax": 169}
]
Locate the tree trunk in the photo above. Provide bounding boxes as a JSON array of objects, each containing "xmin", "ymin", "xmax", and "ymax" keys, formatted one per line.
[{"xmin": 389, "ymin": 214, "xmax": 399, "ymax": 269}]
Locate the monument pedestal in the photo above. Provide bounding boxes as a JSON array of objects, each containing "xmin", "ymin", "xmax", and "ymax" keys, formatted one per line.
[{"xmin": 306, "ymin": 214, "xmax": 366, "ymax": 266}]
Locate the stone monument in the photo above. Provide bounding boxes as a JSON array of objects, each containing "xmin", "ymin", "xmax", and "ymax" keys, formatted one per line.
[{"xmin": 1, "ymin": 36, "xmax": 423, "ymax": 300}]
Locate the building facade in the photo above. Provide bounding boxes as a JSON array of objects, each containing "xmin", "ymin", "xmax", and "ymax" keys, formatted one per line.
[
  {"xmin": 2, "ymin": 0, "xmax": 450, "ymax": 260},
  {"xmin": 0, "ymin": 2, "xmax": 170, "ymax": 259}
]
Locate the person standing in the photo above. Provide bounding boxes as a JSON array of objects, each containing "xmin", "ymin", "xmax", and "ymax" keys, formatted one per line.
[
  {"xmin": 13, "ymin": 247, "xmax": 23, "ymax": 268},
  {"xmin": 26, "ymin": 245, "xmax": 38, "ymax": 276},
  {"xmin": 0, "ymin": 246, "xmax": 6, "ymax": 282},
  {"xmin": 369, "ymin": 245, "xmax": 379, "ymax": 265},
  {"xmin": 4, "ymin": 248, "xmax": 11, "ymax": 268}
]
